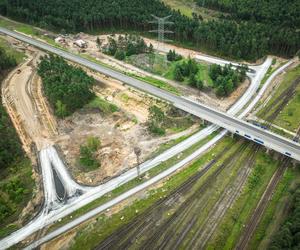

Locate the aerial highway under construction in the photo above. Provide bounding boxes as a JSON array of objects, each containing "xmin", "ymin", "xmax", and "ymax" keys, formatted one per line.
[{"xmin": 1, "ymin": 27, "xmax": 299, "ymax": 161}]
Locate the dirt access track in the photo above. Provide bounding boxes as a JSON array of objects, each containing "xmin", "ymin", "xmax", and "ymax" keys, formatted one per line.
[
  {"xmin": 1, "ymin": 35, "xmax": 200, "ymax": 186},
  {"xmin": 1, "ymin": 39, "xmax": 56, "ymax": 154}
]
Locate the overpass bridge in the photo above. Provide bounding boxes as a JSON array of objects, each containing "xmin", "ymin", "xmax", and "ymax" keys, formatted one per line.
[{"xmin": 1, "ymin": 27, "xmax": 299, "ymax": 161}]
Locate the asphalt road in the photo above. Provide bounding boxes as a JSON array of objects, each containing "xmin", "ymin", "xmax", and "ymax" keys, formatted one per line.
[
  {"xmin": 0, "ymin": 27, "xmax": 298, "ymax": 160},
  {"xmin": 23, "ymin": 59, "xmax": 294, "ymax": 250},
  {"xmin": 0, "ymin": 27, "xmax": 297, "ymax": 249}
]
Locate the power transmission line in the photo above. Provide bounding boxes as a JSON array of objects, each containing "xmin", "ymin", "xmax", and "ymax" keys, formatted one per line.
[
  {"xmin": 148, "ymin": 15, "xmax": 173, "ymax": 70},
  {"xmin": 149, "ymin": 14, "xmax": 173, "ymax": 52}
]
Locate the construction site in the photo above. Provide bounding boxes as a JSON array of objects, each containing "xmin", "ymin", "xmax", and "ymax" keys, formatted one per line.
[{"xmin": 0, "ymin": 5, "xmax": 299, "ymax": 250}]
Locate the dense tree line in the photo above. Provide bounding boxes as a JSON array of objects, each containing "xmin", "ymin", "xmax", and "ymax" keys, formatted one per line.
[
  {"xmin": 0, "ymin": 0, "xmax": 299, "ymax": 60},
  {"xmin": 0, "ymin": 44, "xmax": 33, "ymax": 227},
  {"xmin": 209, "ymin": 64, "xmax": 247, "ymax": 96},
  {"xmin": 0, "ymin": 46, "xmax": 23, "ymax": 170},
  {"xmin": 197, "ymin": 0, "xmax": 300, "ymax": 59},
  {"xmin": 199, "ymin": 0, "xmax": 300, "ymax": 28},
  {"xmin": 103, "ymin": 34, "xmax": 153, "ymax": 60},
  {"xmin": 269, "ymin": 188, "xmax": 300, "ymax": 249},
  {"xmin": 0, "ymin": 106, "xmax": 23, "ymax": 169},
  {"xmin": 37, "ymin": 55, "xmax": 95, "ymax": 117}
]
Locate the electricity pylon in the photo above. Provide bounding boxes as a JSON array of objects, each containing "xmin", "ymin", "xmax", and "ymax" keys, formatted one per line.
[
  {"xmin": 149, "ymin": 15, "xmax": 173, "ymax": 70},
  {"xmin": 149, "ymin": 14, "xmax": 173, "ymax": 52}
]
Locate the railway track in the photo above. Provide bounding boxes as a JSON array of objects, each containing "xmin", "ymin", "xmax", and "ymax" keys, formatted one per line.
[
  {"xmin": 260, "ymin": 76, "xmax": 300, "ymax": 124},
  {"xmin": 96, "ymin": 140, "xmax": 252, "ymax": 250},
  {"xmin": 236, "ymin": 81, "xmax": 300, "ymax": 249},
  {"xmin": 191, "ymin": 145, "xmax": 259, "ymax": 249},
  {"xmin": 236, "ymin": 157, "xmax": 290, "ymax": 250},
  {"xmin": 147, "ymin": 144, "xmax": 258, "ymax": 250},
  {"xmin": 237, "ymin": 128, "xmax": 300, "ymax": 250}
]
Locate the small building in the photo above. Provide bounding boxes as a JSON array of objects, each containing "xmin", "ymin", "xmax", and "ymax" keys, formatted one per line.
[
  {"xmin": 55, "ymin": 36, "xmax": 65, "ymax": 44},
  {"xmin": 74, "ymin": 39, "xmax": 87, "ymax": 48}
]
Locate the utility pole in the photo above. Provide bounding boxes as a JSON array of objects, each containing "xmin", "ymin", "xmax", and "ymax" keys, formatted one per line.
[
  {"xmin": 134, "ymin": 147, "xmax": 142, "ymax": 177},
  {"xmin": 149, "ymin": 15, "xmax": 173, "ymax": 69}
]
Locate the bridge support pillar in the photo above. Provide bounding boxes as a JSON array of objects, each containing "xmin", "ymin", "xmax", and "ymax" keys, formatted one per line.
[
  {"xmin": 273, "ymin": 152, "xmax": 280, "ymax": 161},
  {"xmin": 266, "ymin": 148, "xmax": 271, "ymax": 155},
  {"xmin": 292, "ymin": 160, "xmax": 299, "ymax": 167},
  {"xmin": 202, "ymin": 119, "xmax": 207, "ymax": 126}
]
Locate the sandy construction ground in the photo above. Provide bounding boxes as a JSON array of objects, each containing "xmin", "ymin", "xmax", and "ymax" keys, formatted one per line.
[{"xmin": 1, "ymin": 35, "xmax": 199, "ymax": 186}]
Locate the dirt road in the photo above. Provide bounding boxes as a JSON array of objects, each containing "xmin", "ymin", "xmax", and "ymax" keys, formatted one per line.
[{"xmin": 1, "ymin": 48, "xmax": 56, "ymax": 151}]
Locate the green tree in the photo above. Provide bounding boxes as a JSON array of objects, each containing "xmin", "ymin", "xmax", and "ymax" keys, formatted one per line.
[
  {"xmin": 38, "ymin": 55, "xmax": 95, "ymax": 117},
  {"xmin": 187, "ymin": 58, "xmax": 198, "ymax": 75},
  {"xmin": 96, "ymin": 37, "xmax": 102, "ymax": 48},
  {"xmin": 79, "ymin": 136, "xmax": 101, "ymax": 171},
  {"xmin": 114, "ymin": 49, "xmax": 125, "ymax": 60},
  {"xmin": 86, "ymin": 136, "xmax": 101, "ymax": 151},
  {"xmin": 167, "ymin": 50, "xmax": 175, "ymax": 61},
  {"xmin": 0, "ymin": 45, "xmax": 23, "ymax": 169},
  {"xmin": 148, "ymin": 43, "xmax": 154, "ymax": 54},
  {"xmin": 209, "ymin": 64, "xmax": 222, "ymax": 81},
  {"xmin": 216, "ymin": 85, "xmax": 226, "ymax": 96},
  {"xmin": 2, "ymin": 0, "xmax": 299, "ymax": 60},
  {"xmin": 174, "ymin": 64, "xmax": 184, "ymax": 82},
  {"xmin": 107, "ymin": 36, "xmax": 118, "ymax": 55},
  {"xmin": 196, "ymin": 79, "xmax": 203, "ymax": 89},
  {"xmin": 148, "ymin": 106, "xmax": 166, "ymax": 136},
  {"xmin": 224, "ymin": 79, "xmax": 234, "ymax": 95},
  {"xmin": 188, "ymin": 73, "xmax": 197, "ymax": 87},
  {"xmin": 55, "ymin": 100, "xmax": 67, "ymax": 118}
]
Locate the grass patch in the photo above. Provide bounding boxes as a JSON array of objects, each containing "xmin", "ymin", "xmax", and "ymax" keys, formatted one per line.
[
  {"xmin": 128, "ymin": 73, "xmax": 180, "ymax": 95},
  {"xmin": 275, "ymin": 83, "xmax": 300, "ymax": 132},
  {"xmin": 257, "ymin": 64, "xmax": 300, "ymax": 131},
  {"xmin": 147, "ymin": 105, "xmax": 196, "ymax": 136},
  {"xmin": 127, "ymin": 53, "xmax": 213, "ymax": 89},
  {"xmin": 147, "ymin": 126, "xmax": 203, "ymax": 159},
  {"xmin": 259, "ymin": 60, "xmax": 287, "ymax": 88},
  {"xmin": 85, "ymin": 96, "xmax": 118, "ymax": 114},
  {"xmin": 249, "ymin": 166, "xmax": 300, "ymax": 249},
  {"xmin": 0, "ymin": 17, "xmax": 36, "ymax": 36},
  {"xmin": 80, "ymin": 53, "xmax": 181, "ymax": 96},
  {"xmin": 161, "ymin": 0, "xmax": 222, "ymax": 20},
  {"xmin": 0, "ymin": 37, "xmax": 25, "ymax": 64},
  {"xmin": 206, "ymin": 151, "xmax": 279, "ymax": 249}
]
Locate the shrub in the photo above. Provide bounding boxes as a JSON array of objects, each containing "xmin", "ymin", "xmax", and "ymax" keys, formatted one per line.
[{"xmin": 79, "ymin": 136, "xmax": 101, "ymax": 171}]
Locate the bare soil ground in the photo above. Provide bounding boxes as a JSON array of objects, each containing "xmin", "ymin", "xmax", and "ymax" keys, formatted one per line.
[
  {"xmin": 1, "ymin": 38, "xmax": 55, "ymax": 152},
  {"xmin": 54, "ymin": 77, "xmax": 199, "ymax": 185},
  {"xmin": 1, "ymin": 35, "xmax": 199, "ymax": 186}
]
